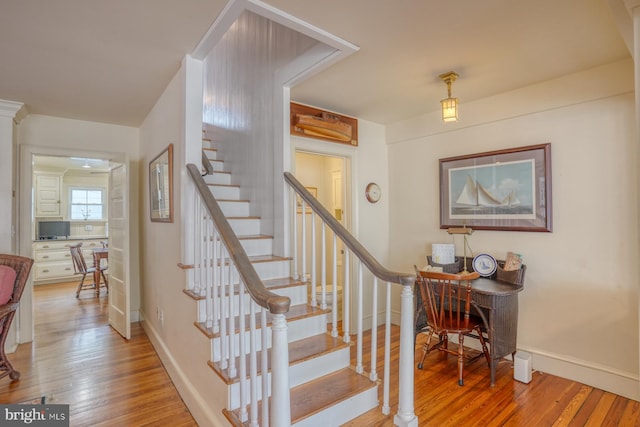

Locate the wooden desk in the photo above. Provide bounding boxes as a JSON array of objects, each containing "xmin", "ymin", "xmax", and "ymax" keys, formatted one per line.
[
  {"xmin": 415, "ymin": 276, "xmax": 524, "ymax": 386},
  {"xmin": 92, "ymin": 248, "xmax": 108, "ymax": 297}
]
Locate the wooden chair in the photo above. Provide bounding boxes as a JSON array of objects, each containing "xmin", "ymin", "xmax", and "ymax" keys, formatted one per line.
[
  {"xmin": 0, "ymin": 254, "xmax": 33, "ymax": 381},
  {"xmin": 414, "ymin": 267, "xmax": 490, "ymax": 386},
  {"xmin": 69, "ymin": 243, "xmax": 108, "ymax": 298}
]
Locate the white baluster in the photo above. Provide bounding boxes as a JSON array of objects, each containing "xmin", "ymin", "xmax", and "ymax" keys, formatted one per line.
[
  {"xmin": 331, "ymin": 234, "xmax": 338, "ymax": 338},
  {"xmin": 238, "ymin": 282, "xmax": 248, "ymax": 423},
  {"xmin": 261, "ymin": 309, "xmax": 269, "ymax": 427},
  {"xmin": 250, "ymin": 302, "xmax": 258, "ymax": 427},
  {"xmin": 356, "ymin": 261, "xmax": 363, "ymax": 374},
  {"xmin": 301, "ymin": 201, "xmax": 307, "ymax": 283},
  {"xmin": 220, "ymin": 244, "xmax": 228, "ymax": 371},
  {"xmin": 292, "ymin": 188, "xmax": 299, "ymax": 280},
  {"xmin": 382, "ymin": 282, "xmax": 392, "ymax": 415},
  {"xmin": 343, "ymin": 248, "xmax": 350, "ymax": 343},
  {"xmin": 320, "ymin": 223, "xmax": 326, "ymax": 310},
  {"xmin": 228, "ymin": 267, "xmax": 237, "ymax": 379},
  {"xmin": 370, "ymin": 277, "xmax": 378, "ymax": 381},
  {"xmin": 310, "ymin": 211, "xmax": 316, "ymax": 307}
]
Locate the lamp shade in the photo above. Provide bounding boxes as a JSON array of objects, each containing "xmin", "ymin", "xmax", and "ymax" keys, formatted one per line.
[{"xmin": 441, "ymin": 97, "xmax": 458, "ymax": 122}]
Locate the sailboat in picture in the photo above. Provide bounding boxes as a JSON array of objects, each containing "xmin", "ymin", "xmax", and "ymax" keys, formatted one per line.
[{"xmin": 456, "ymin": 175, "xmax": 520, "ymax": 208}]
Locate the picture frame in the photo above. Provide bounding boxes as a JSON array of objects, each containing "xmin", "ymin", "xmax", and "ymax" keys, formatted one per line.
[
  {"xmin": 439, "ymin": 143, "xmax": 552, "ymax": 232},
  {"xmin": 149, "ymin": 143, "xmax": 174, "ymax": 223},
  {"xmin": 296, "ymin": 186, "xmax": 317, "ymax": 213}
]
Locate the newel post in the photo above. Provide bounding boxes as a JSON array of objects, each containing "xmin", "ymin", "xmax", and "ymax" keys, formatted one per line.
[
  {"xmin": 270, "ymin": 313, "xmax": 291, "ymax": 426},
  {"xmin": 393, "ymin": 283, "xmax": 418, "ymax": 427}
]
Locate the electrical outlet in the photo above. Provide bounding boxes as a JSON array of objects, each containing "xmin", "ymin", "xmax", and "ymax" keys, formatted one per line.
[
  {"xmin": 85, "ymin": 224, "xmax": 93, "ymax": 231},
  {"xmin": 159, "ymin": 309, "xmax": 164, "ymax": 325}
]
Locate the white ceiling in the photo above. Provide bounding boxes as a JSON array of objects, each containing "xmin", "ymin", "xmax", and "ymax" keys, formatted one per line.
[{"xmin": 0, "ymin": 0, "xmax": 630, "ymax": 127}]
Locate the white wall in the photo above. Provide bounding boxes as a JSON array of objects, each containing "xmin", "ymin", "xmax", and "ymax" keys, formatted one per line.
[
  {"xmin": 386, "ymin": 59, "xmax": 638, "ymax": 399},
  {"xmin": 139, "ymin": 63, "xmax": 226, "ymax": 427}
]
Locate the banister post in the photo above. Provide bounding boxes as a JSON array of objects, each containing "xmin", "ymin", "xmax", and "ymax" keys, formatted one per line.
[
  {"xmin": 270, "ymin": 313, "xmax": 291, "ymax": 427},
  {"xmin": 393, "ymin": 283, "xmax": 418, "ymax": 427}
]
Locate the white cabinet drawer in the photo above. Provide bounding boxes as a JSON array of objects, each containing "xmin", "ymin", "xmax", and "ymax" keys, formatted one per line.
[
  {"xmin": 34, "ymin": 262, "xmax": 76, "ymax": 281},
  {"xmin": 33, "ymin": 241, "xmax": 73, "ymax": 251},
  {"xmin": 34, "ymin": 250, "xmax": 72, "ymax": 263}
]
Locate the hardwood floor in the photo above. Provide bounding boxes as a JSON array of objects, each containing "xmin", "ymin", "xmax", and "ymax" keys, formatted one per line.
[
  {"xmin": 346, "ymin": 325, "xmax": 640, "ymax": 426},
  {"xmin": 1, "ymin": 282, "xmax": 637, "ymax": 426},
  {"xmin": 0, "ymin": 282, "xmax": 196, "ymax": 426}
]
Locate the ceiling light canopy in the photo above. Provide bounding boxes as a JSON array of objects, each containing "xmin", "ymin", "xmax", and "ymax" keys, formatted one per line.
[{"xmin": 439, "ymin": 71, "xmax": 459, "ymax": 123}]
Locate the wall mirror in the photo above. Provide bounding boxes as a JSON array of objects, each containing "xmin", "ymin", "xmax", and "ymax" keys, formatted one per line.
[{"xmin": 149, "ymin": 144, "xmax": 173, "ymax": 223}]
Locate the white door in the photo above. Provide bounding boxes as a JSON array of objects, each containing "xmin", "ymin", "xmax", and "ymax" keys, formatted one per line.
[{"xmin": 108, "ymin": 162, "xmax": 130, "ymax": 339}]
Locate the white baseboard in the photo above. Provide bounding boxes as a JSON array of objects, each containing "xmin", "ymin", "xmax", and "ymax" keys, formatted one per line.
[
  {"xmin": 141, "ymin": 314, "xmax": 227, "ymax": 427},
  {"xmin": 519, "ymin": 345, "xmax": 639, "ymax": 401}
]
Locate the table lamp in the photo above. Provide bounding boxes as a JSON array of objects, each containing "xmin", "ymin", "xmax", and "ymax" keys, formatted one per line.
[{"xmin": 447, "ymin": 225, "xmax": 473, "ymax": 273}]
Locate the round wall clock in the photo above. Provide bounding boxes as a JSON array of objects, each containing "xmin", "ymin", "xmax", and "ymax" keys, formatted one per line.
[{"xmin": 365, "ymin": 182, "xmax": 381, "ymax": 203}]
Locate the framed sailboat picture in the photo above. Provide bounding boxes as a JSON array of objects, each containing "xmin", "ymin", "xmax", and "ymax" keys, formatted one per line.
[{"xmin": 439, "ymin": 144, "xmax": 552, "ymax": 232}]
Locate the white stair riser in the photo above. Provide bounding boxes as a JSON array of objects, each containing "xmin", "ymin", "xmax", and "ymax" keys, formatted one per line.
[
  {"xmin": 227, "ymin": 345, "xmax": 351, "ymax": 410},
  {"xmin": 292, "ymin": 387, "xmax": 378, "ymax": 427},
  {"xmin": 204, "ymin": 173, "xmax": 231, "ymax": 185},
  {"xmin": 228, "ymin": 218, "xmax": 261, "ymax": 235},
  {"xmin": 211, "ymin": 314, "xmax": 327, "ymax": 363},
  {"xmin": 219, "ymin": 201, "xmax": 250, "ymax": 217},
  {"xmin": 252, "ymin": 260, "xmax": 289, "ymax": 281},
  {"xmin": 238, "ymin": 238, "xmax": 272, "ymax": 257},
  {"xmin": 209, "ymin": 160, "xmax": 225, "ymax": 172},
  {"xmin": 203, "ymin": 147, "xmax": 217, "ymax": 158},
  {"xmin": 194, "ymin": 261, "xmax": 289, "ymax": 283},
  {"xmin": 200, "ymin": 237, "xmax": 271, "ymax": 257},
  {"xmin": 195, "ymin": 284, "xmax": 308, "ymax": 319},
  {"xmin": 209, "ymin": 185, "xmax": 240, "ymax": 200}
]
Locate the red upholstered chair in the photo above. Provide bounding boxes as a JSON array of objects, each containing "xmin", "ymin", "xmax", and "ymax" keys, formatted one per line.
[
  {"xmin": 0, "ymin": 254, "xmax": 34, "ymax": 381},
  {"xmin": 415, "ymin": 268, "xmax": 490, "ymax": 386}
]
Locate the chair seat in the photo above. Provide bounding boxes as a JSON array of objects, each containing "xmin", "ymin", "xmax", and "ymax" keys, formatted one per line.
[{"xmin": 439, "ymin": 314, "xmax": 485, "ymax": 334}]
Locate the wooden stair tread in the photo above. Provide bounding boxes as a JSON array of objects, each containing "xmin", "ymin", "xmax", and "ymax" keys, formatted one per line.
[
  {"xmin": 237, "ymin": 234, "xmax": 272, "ymax": 240},
  {"xmin": 194, "ymin": 303, "xmax": 329, "ymax": 339},
  {"xmin": 208, "ymin": 333, "xmax": 348, "ymax": 384},
  {"xmin": 262, "ymin": 276, "xmax": 305, "ymax": 289},
  {"xmin": 223, "ymin": 368, "xmax": 376, "ymax": 426},
  {"xmin": 247, "ymin": 254, "xmax": 290, "ymax": 263},
  {"xmin": 207, "ymin": 183, "xmax": 240, "ymax": 188}
]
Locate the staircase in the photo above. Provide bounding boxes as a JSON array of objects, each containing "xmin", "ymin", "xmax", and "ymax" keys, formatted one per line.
[{"xmin": 184, "ymin": 131, "xmax": 379, "ymax": 426}]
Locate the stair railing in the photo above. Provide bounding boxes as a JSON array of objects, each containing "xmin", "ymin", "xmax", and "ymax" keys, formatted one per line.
[
  {"xmin": 187, "ymin": 163, "xmax": 292, "ymax": 427},
  {"xmin": 285, "ymin": 172, "xmax": 418, "ymax": 427}
]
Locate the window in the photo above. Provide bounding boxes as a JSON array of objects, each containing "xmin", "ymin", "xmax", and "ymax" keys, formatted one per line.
[{"xmin": 70, "ymin": 188, "xmax": 105, "ymax": 220}]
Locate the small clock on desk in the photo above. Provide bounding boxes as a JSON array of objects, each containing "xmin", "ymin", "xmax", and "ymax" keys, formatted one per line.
[{"xmin": 365, "ymin": 182, "xmax": 381, "ymax": 203}]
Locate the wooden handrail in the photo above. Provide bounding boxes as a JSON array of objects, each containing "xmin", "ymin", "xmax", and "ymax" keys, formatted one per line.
[
  {"xmin": 187, "ymin": 163, "xmax": 290, "ymax": 314},
  {"xmin": 284, "ymin": 172, "xmax": 414, "ymax": 288},
  {"xmin": 201, "ymin": 150, "xmax": 214, "ymax": 176}
]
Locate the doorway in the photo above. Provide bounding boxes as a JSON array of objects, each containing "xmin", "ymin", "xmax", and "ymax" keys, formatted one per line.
[
  {"xmin": 294, "ymin": 150, "xmax": 349, "ymax": 319},
  {"xmin": 18, "ymin": 145, "xmax": 130, "ymax": 344}
]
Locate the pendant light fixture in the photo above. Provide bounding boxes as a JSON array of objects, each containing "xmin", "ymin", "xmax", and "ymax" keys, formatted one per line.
[{"xmin": 439, "ymin": 71, "xmax": 459, "ymax": 123}]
